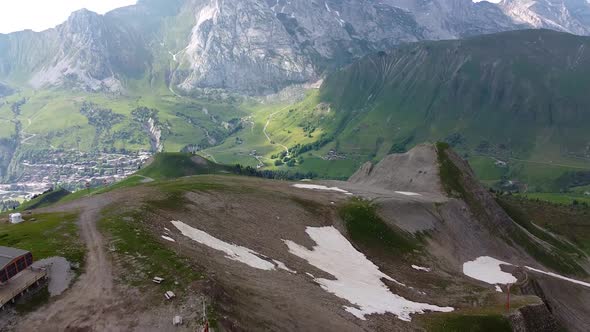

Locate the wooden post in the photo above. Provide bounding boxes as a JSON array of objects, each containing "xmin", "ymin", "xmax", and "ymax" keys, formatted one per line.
[
  {"xmin": 506, "ymin": 283, "xmax": 511, "ymax": 312},
  {"xmin": 203, "ymin": 300, "xmax": 209, "ymax": 332}
]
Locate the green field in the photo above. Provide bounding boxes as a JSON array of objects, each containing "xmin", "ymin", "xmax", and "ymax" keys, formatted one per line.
[
  {"xmin": 339, "ymin": 198, "xmax": 421, "ymax": 253},
  {"xmin": 423, "ymin": 313, "xmax": 512, "ymax": 332},
  {"xmin": 516, "ymin": 192, "xmax": 590, "ymax": 205},
  {"xmin": 499, "ymin": 195, "xmax": 590, "ymax": 256},
  {"xmin": 4, "ymin": 30, "xmax": 590, "ymax": 188},
  {"xmin": 0, "ymin": 86, "xmax": 247, "ymax": 165},
  {"xmin": 18, "ymin": 189, "xmax": 71, "ymax": 211},
  {"xmin": 137, "ymin": 153, "xmax": 231, "ymax": 180},
  {"xmin": 99, "ymin": 207, "xmax": 202, "ymax": 291},
  {"xmin": 0, "ymin": 212, "xmax": 85, "ymax": 266}
]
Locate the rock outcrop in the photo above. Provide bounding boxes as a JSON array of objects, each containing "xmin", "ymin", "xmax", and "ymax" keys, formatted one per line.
[
  {"xmin": 509, "ymin": 303, "xmax": 561, "ymax": 332},
  {"xmin": 500, "ymin": 0, "xmax": 590, "ymax": 35},
  {"xmin": 171, "ymin": 0, "xmax": 523, "ymax": 94},
  {"xmin": 348, "ymin": 144, "xmax": 443, "ymax": 195}
]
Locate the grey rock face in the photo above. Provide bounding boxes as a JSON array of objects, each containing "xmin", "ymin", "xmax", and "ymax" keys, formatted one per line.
[
  {"xmin": 28, "ymin": 9, "xmax": 149, "ymax": 93},
  {"xmin": 29, "ymin": 10, "xmax": 121, "ymax": 92},
  {"xmin": 172, "ymin": 0, "xmax": 522, "ymax": 94},
  {"xmin": 5, "ymin": 0, "xmax": 590, "ymax": 94},
  {"xmin": 386, "ymin": 0, "xmax": 521, "ymax": 39},
  {"xmin": 499, "ymin": 0, "xmax": 590, "ymax": 35}
]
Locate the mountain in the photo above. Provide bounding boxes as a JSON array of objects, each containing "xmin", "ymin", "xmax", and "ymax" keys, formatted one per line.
[
  {"xmin": 169, "ymin": 0, "xmax": 522, "ymax": 94},
  {"xmin": 2, "ymin": 0, "xmax": 590, "ymax": 95},
  {"xmin": 0, "ymin": 0, "xmax": 521, "ymax": 94},
  {"xmin": 4, "ymin": 146, "xmax": 589, "ymax": 331},
  {"xmin": 206, "ymin": 29, "xmax": 590, "ymax": 190},
  {"xmin": 2, "ymin": 0, "xmax": 590, "ymax": 192},
  {"xmin": 0, "ymin": 9, "xmax": 149, "ymax": 92},
  {"xmin": 499, "ymin": 0, "xmax": 590, "ymax": 35}
]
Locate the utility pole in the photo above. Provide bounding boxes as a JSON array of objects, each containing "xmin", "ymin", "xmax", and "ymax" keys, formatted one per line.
[
  {"xmin": 203, "ymin": 300, "xmax": 209, "ymax": 332},
  {"xmin": 506, "ymin": 283, "xmax": 512, "ymax": 312}
]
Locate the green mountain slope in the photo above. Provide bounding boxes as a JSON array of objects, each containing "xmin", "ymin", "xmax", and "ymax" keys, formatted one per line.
[
  {"xmin": 3, "ymin": 28, "xmax": 590, "ymax": 192},
  {"xmin": 137, "ymin": 153, "xmax": 232, "ymax": 180},
  {"xmin": 212, "ymin": 29, "xmax": 590, "ymax": 189}
]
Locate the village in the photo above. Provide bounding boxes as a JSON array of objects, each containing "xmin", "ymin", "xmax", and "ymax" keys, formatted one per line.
[{"xmin": 0, "ymin": 150, "xmax": 152, "ymax": 208}]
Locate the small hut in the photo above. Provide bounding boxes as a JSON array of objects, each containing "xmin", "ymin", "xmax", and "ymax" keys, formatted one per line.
[{"xmin": 9, "ymin": 213, "xmax": 23, "ymax": 224}]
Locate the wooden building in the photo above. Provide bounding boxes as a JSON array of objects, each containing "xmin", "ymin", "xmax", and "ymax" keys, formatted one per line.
[{"xmin": 0, "ymin": 246, "xmax": 34, "ymax": 284}]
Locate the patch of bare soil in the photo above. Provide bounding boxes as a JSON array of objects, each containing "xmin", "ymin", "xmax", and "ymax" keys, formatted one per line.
[
  {"xmin": 142, "ymin": 176, "xmax": 459, "ymax": 332},
  {"xmin": 11, "ymin": 188, "xmax": 203, "ymax": 332}
]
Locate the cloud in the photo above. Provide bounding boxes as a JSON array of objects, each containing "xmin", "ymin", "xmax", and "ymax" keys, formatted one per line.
[{"xmin": 0, "ymin": 0, "xmax": 137, "ymax": 34}]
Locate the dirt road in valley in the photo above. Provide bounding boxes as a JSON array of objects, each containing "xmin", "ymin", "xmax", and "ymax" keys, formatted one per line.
[{"xmin": 263, "ymin": 108, "xmax": 290, "ymax": 156}]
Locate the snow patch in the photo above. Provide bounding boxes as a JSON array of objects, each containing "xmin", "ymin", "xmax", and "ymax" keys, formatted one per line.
[
  {"xmin": 285, "ymin": 226, "xmax": 453, "ymax": 321},
  {"xmin": 463, "ymin": 256, "xmax": 590, "ymax": 289},
  {"xmin": 161, "ymin": 235, "xmax": 176, "ymax": 242},
  {"xmin": 396, "ymin": 191, "xmax": 422, "ymax": 197},
  {"xmin": 462, "ymin": 256, "xmax": 517, "ymax": 285},
  {"xmin": 292, "ymin": 184, "xmax": 350, "ymax": 194},
  {"xmin": 171, "ymin": 220, "xmax": 276, "ymax": 270},
  {"xmin": 273, "ymin": 259, "xmax": 297, "ymax": 274},
  {"xmin": 412, "ymin": 265, "xmax": 431, "ymax": 272},
  {"xmin": 495, "ymin": 285, "xmax": 503, "ymax": 293},
  {"xmin": 525, "ymin": 266, "xmax": 590, "ymax": 289}
]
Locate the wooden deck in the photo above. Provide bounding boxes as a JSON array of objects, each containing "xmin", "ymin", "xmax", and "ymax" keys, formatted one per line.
[{"xmin": 0, "ymin": 267, "xmax": 47, "ymax": 309}]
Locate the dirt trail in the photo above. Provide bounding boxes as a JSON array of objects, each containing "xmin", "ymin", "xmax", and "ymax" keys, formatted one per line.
[
  {"xmin": 263, "ymin": 108, "xmax": 290, "ymax": 156},
  {"xmin": 16, "ymin": 196, "xmax": 122, "ymax": 331}
]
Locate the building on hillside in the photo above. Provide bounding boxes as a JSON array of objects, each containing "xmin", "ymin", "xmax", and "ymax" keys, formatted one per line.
[
  {"xmin": 0, "ymin": 246, "xmax": 33, "ymax": 284},
  {"xmin": 9, "ymin": 213, "xmax": 23, "ymax": 224},
  {"xmin": 0, "ymin": 246, "xmax": 47, "ymax": 310}
]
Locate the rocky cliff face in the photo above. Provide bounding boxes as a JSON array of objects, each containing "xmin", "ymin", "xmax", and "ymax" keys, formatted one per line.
[
  {"xmin": 499, "ymin": 0, "xmax": 590, "ymax": 35},
  {"xmin": 389, "ymin": 0, "xmax": 522, "ymax": 38},
  {"xmin": 172, "ymin": 0, "xmax": 523, "ymax": 94},
  {"xmin": 0, "ymin": 8, "xmax": 150, "ymax": 93},
  {"xmin": 0, "ymin": 0, "xmax": 523, "ymax": 94},
  {"xmin": 2, "ymin": 0, "xmax": 590, "ymax": 94},
  {"xmin": 29, "ymin": 10, "xmax": 119, "ymax": 92},
  {"xmin": 145, "ymin": 117, "xmax": 164, "ymax": 153}
]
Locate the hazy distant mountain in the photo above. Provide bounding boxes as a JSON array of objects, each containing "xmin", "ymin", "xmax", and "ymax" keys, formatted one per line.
[
  {"xmin": 0, "ymin": 0, "xmax": 523, "ymax": 94},
  {"xmin": 5, "ymin": 0, "xmax": 590, "ymax": 95}
]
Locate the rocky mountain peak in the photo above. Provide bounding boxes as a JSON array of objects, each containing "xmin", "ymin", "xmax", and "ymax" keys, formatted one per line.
[
  {"xmin": 3, "ymin": 0, "xmax": 590, "ymax": 94},
  {"xmin": 171, "ymin": 0, "xmax": 519, "ymax": 94},
  {"xmin": 499, "ymin": 0, "xmax": 590, "ymax": 35}
]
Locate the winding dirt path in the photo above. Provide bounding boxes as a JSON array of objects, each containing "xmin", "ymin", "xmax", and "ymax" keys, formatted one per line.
[
  {"xmin": 263, "ymin": 108, "xmax": 290, "ymax": 156},
  {"xmin": 16, "ymin": 196, "xmax": 122, "ymax": 331}
]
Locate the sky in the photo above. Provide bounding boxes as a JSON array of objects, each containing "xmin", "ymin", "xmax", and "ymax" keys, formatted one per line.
[{"xmin": 0, "ymin": 0, "xmax": 137, "ymax": 34}]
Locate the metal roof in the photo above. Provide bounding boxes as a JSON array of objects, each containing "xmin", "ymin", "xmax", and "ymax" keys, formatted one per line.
[{"xmin": 0, "ymin": 246, "xmax": 30, "ymax": 270}]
